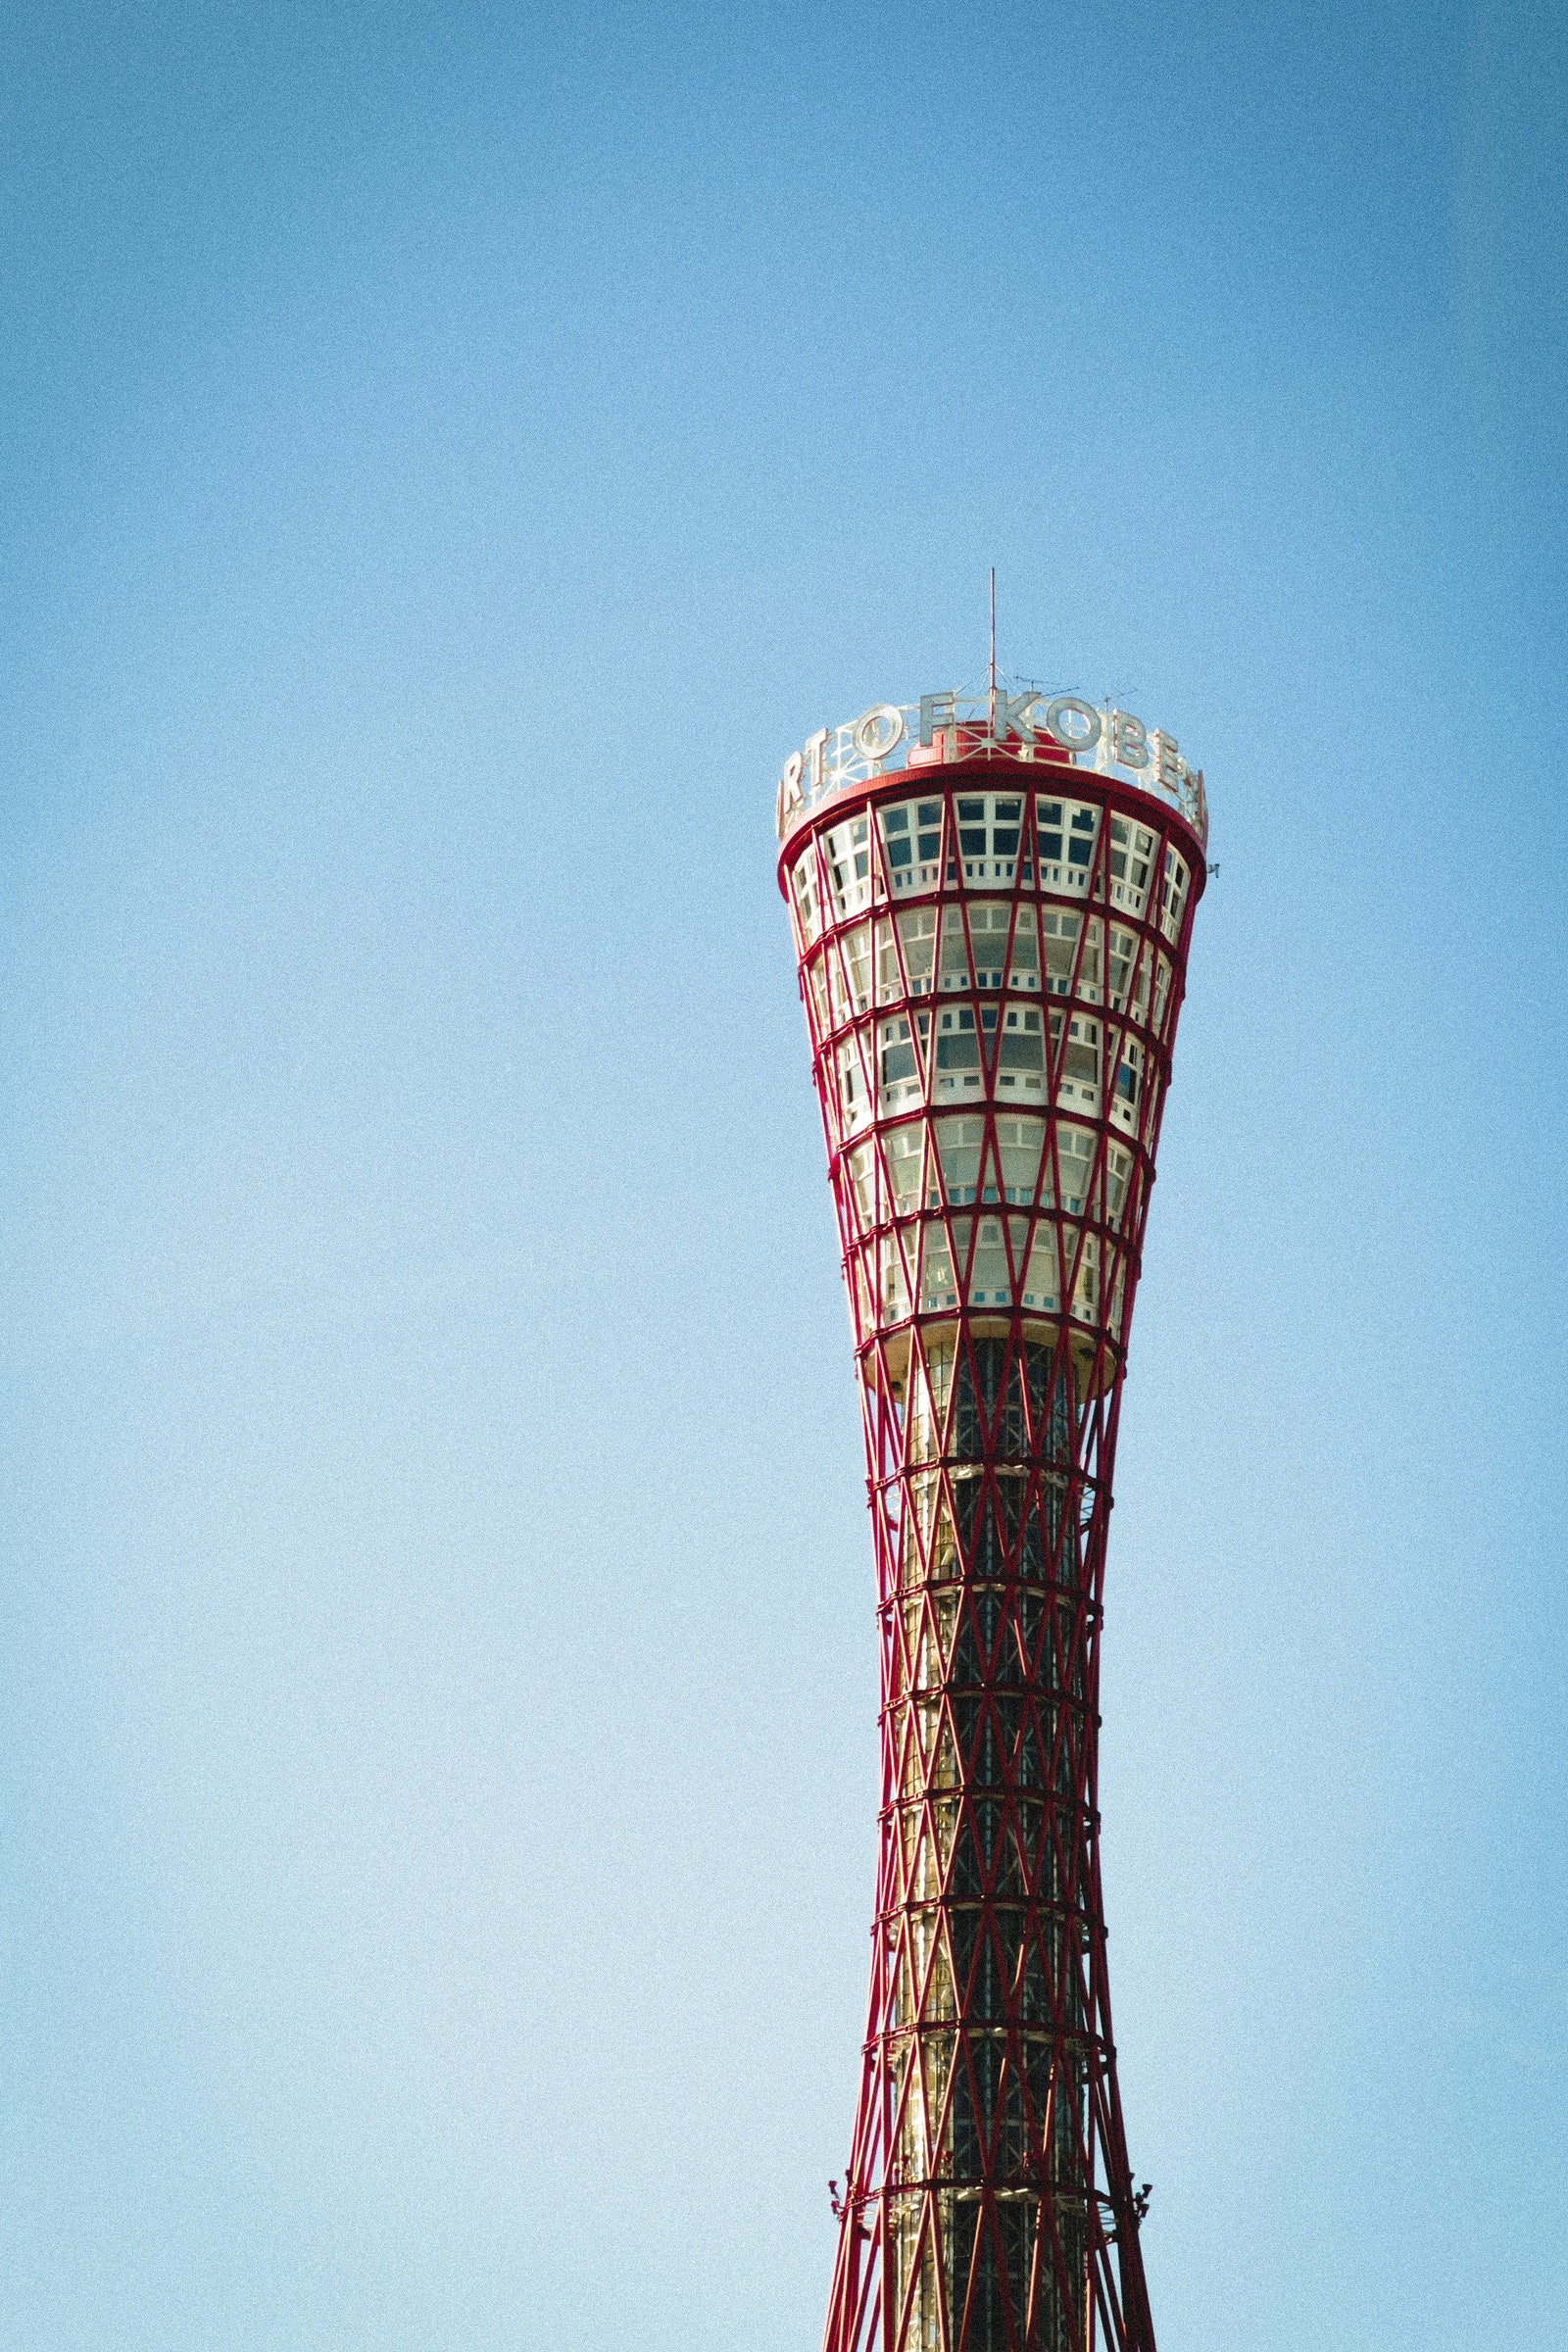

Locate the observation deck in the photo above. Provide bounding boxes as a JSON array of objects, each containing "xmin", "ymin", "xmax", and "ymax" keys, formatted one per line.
[{"xmin": 776, "ymin": 684, "xmax": 1206, "ymax": 1400}]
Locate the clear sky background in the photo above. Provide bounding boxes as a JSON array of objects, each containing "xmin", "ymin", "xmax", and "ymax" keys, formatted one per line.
[{"xmin": 2, "ymin": 3, "xmax": 1565, "ymax": 2347}]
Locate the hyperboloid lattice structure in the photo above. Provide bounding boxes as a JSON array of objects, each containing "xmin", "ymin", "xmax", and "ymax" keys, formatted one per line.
[{"xmin": 775, "ymin": 689, "xmax": 1207, "ymax": 2352}]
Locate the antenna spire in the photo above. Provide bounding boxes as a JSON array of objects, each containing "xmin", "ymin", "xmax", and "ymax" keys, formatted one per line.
[{"xmin": 989, "ymin": 567, "xmax": 997, "ymax": 732}]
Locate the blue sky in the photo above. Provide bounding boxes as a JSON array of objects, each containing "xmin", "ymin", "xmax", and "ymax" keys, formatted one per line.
[{"xmin": 2, "ymin": 3, "xmax": 1565, "ymax": 2346}]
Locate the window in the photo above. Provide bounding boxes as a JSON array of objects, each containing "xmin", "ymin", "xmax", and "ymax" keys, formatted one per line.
[
  {"xmin": 1064, "ymin": 1019, "xmax": 1100, "ymax": 1084},
  {"xmin": 967, "ymin": 902, "xmax": 1011, "ymax": 987},
  {"xmin": 1073, "ymin": 1230, "xmax": 1100, "ymax": 1316},
  {"xmin": 1066, "ymin": 806, "xmax": 1099, "ymax": 873},
  {"xmin": 939, "ymin": 907, "xmax": 971, "ymax": 991},
  {"xmin": 935, "ymin": 1007, "xmax": 982, "ymax": 1095},
  {"xmin": 897, "ymin": 906, "xmax": 937, "ymax": 991},
  {"xmin": 836, "ymin": 1039, "xmax": 868, "ymax": 1133},
  {"xmin": 843, "ymin": 923, "xmax": 872, "ymax": 1011},
  {"xmin": 1042, "ymin": 910, "xmax": 1081, "ymax": 994},
  {"xmin": 1023, "ymin": 1227, "xmax": 1060, "ymax": 1312},
  {"xmin": 825, "ymin": 817, "xmax": 873, "ymax": 915},
  {"xmin": 827, "ymin": 947, "xmax": 854, "ymax": 1027},
  {"xmin": 1055, "ymin": 1123, "xmax": 1095, "ymax": 1214},
  {"xmin": 997, "ymin": 1116, "xmax": 1045, "ymax": 1203},
  {"xmin": 936, "ymin": 1116, "xmax": 983, "ymax": 1203},
  {"xmin": 881, "ymin": 1020, "xmax": 916, "ymax": 1086},
  {"xmin": 998, "ymin": 1006, "xmax": 1044, "ymax": 1081},
  {"xmin": 936, "ymin": 1007, "xmax": 979, "ymax": 1070},
  {"xmin": 1106, "ymin": 1142, "xmax": 1135, "ymax": 1228},
  {"xmin": 930, "ymin": 792, "xmax": 1030, "ymax": 878},
  {"xmin": 878, "ymin": 1013, "xmax": 926, "ymax": 1108},
  {"xmin": 1108, "ymin": 924, "xmax": 1149, "ymax": 1017},
  {"xmin": 1108, "ymin": 813, "xmax": 1157, "ymax": 908},
  {"xmin": 874, "ymin": 916, "xmax": 900, "ymax": 998},
  {"xmin": 1038, "ymin": 799, "xmax": 1100, "ymax": 886},
  {"xmin": 919, "ymin": 1224, "xmax": 957, "ymax": 1310},
  {"xmin": 881, "ymin": 805, "xmax": 913, "ymax": 868},
  {"xmin": 1162, "ymin": 847, "xmax": 1191, "ymax": 940},
  {"xmin": 1112, "ymin": 1038, "xmax": 1145, "ymax": 1129},
  {"xmin": 1152, "ymin": 953, "xmax": 1173, "ymax": 1035},
  {"xmin": 969, "ymin": 1216, "xmax": 1010, "ymax": 1306},
  {"xmin": 1007, "ymin": 907, "xmax": 1040, "ymax": 988},
  {"xmin": 791, "ymin": 853, "xmax": 820, "ymax": 945},
  {"xmin": 847, "ymin": 1142, "xmax": 877, "ymax": 1228},
  {"xmin": 871, "ymin": 1232, "xmax": 909, "ymax": 1321},
  {"xmin": 876, "ymin": 800, "xmax": 946, "ymax": 889},
  {"xmin": 1060, "ymin": 1018, "xmax": 1100, "ymax": 1106},
  {"xmin": 886, "ymin": 1123, "xmax": 924, "ymax": 1212}
]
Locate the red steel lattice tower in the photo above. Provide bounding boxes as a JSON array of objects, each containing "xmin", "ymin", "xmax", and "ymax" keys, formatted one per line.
[{"xmin": 775, "ymin": 684, "xmax": 1207, "ymax": 2352}]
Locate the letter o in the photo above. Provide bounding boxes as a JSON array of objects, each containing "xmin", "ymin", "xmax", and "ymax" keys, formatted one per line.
[
  {"xmin": 854, "ymin": 704, "xmax": 906, "ymax": 762},
  {"xmin": 1044, "ymin": 697, "xmax": 1102, "ymax": 755}
]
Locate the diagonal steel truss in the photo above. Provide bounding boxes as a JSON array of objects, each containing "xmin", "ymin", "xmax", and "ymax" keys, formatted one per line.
[{"xmin": 778, "ymin": 747, "xmax": 1205, "ymax": 2352}]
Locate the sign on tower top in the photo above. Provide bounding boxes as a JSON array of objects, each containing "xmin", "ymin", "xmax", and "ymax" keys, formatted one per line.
[{"xmin": 775, "ymin": 683, "xmax": 1208, "ymax": 849}]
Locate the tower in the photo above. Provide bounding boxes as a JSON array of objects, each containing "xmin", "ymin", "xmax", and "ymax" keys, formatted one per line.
[{"xmin": 775, "ymin": 682, "xmax": 1207, "ymax": 2352}]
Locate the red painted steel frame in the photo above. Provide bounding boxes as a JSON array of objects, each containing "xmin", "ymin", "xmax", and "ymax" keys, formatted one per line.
[{"xmin": 778, "ymin": 745, "xmax": 1204, "ymax": 2352}]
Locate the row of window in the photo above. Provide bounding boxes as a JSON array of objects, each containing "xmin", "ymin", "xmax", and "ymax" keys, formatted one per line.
[
  {"xmin": 834, "ymin": 1008, "xmax": 1152, "ymax": 1139},
  {"xmin": 792, "ymin": 792, "xmax": 1193, "ymax": 940},
  {"xmin": 844, "ymin": 1117, "xmax": 1139, "ymax": 1230},
  {"xmin": 851, "ymin": 1217, "xmax": 1127, "ymax": 1333},
  {"xmin": 807, "ymin": 904, "xmax": 1175, "ymax": 1035}
]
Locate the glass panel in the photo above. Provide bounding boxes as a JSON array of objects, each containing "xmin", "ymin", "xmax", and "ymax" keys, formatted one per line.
[
  {"xmin": 844, "ymin": 923, "xmax": 872, "ymax": 1006},
  {"xmin": 885, "ymin": 1125, "xmax": 924, "ymax": 1211},
  {"xmin": 1054, "ymin": 1123, "xmax": 1095, "ymax": 1210},
  {"xmin": 936, "ymin": 1115, "xmax": 983, "ymax": 1202},
  {"xmin": 997, "ymin": 1116, "xmax": 1045, "ymax": 1202},
  {"xmin": 896, "ymin": 906, "xmax": 938, "ymax": 987},
  {"xmin": 940, "ymin": 908, "xmax": 971, "ymax": 988},
  {"xmin": 1043, "ymin": 912, "xmax": 1080, "ymax": 992}
]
